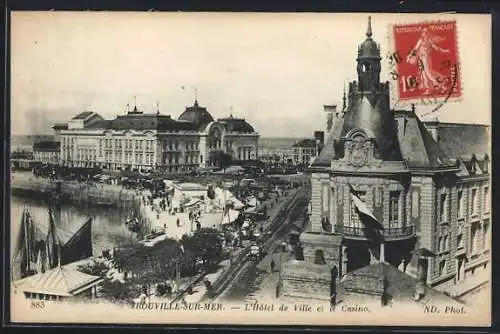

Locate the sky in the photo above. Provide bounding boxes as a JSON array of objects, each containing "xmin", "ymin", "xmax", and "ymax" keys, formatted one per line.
[{"xmin": 11, "ymin": 12, "xmax": 491, "ymax": 137}]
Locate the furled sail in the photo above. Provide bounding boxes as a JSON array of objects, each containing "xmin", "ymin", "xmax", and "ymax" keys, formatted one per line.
[
  {"xmin": 61, "ymin": 218, "xmax": 93, "ymax": 265},
  {"xmin": 14, "ymin": 209, "xmax": 46, "ymax": 278},
  {"xmin": 13, "ymin": 208, "xmax": 93, "ymax": 279},
  {"xmin": 46, "ymin": 208, "xmax": 61, "ymax": 268}
]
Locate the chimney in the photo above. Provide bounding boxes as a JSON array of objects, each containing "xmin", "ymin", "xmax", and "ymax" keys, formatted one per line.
[
  {"xmin": 314, "ymin": 131, "xmax": 325, "ymax": 156},
  {"xmin": 324, "ymin": 105, "xmax": 337, "ymax": 133},
  {"xmin": 416, "ymin": 257, "xmax": 429, "ymax": 286},
  {"xmin": 425, "ymin": 116, "xmax": 440, "ymax": 143}
]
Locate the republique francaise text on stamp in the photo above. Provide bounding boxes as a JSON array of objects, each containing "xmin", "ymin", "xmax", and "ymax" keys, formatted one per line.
[{"xmin": 388, "ymin": 20, "xmax": 462, "ymax": 108}]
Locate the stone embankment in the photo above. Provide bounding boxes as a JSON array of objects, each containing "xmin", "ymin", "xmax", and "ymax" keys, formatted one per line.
[{"xmin": 11, "ymin": 172, "xmax": 150, "ymax": 231}]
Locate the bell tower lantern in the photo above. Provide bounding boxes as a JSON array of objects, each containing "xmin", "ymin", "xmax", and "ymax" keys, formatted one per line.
[{"xmin": 356, "ymin": 16, "xmax": 382, "ymax": 92}]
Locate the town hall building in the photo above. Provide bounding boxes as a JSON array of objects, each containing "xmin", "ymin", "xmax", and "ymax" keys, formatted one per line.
[{"xmin": 280, "ymin": 17, "xmax": 490, "ymax": 303}]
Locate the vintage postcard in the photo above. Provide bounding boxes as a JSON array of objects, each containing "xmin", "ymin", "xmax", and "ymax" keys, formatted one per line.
[{"xmin": 9, "ymin": 12, "xmax": 491, "ymax": 326}]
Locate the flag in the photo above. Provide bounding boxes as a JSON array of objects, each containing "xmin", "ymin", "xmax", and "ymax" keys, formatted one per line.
[
  {"xmin": 62, "ymin": 218, "xmax": 93, "ymax": 265},
  {"xmin": 349, "ymin": 184, "xmax": 385, "ymax": 232}
]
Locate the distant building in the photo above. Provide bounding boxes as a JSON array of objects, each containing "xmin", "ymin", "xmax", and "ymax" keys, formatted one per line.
[
  {"xmin": 33, "ymin": 141, "xmax": 60, "ymax": 164},
  {"xmin": 258, "ymin": 138, "xmax": 297, "ymax": 164},
  {"xmin": 54, "ymin": 100, "xmax": 259, "ymax": 172},
  {"xmin": 11, "ymin": 135, "xmax": 56, "ymax": 153},
  {"xmin": 281, "ymin": 17, "xmax": 490, "ymax": 302},
  {"xmin": 292, "ymin": 138, "xmax": 317, "ymax": 166}
]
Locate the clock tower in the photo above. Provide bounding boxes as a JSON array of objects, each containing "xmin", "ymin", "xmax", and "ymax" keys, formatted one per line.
[{"xmin": 356, "ymin": 16, "xmax": 382, "ymax": 92}]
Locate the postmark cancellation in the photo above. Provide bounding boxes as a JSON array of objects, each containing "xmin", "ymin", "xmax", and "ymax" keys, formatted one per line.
[{"xmin": 387, "ymin": 20, "xmax": 462, "ymax": 108}]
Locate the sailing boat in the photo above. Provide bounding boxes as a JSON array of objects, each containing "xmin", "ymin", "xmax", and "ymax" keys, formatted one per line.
[{"xmin": 13, "ymin": 207, "xmax": 93, "ymax": 279}]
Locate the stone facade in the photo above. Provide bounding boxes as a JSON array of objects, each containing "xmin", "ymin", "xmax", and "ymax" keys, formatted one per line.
[
  {"xmin": 279, "ymin": 17, "xmax": 490, "ymax": 301},
  {"xmin": 55, "ymin": 100, "xmax": 259, "ymax": 172}
]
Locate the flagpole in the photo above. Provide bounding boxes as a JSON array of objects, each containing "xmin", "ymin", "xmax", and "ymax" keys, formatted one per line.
[{"xmin": 380, "ymin": 242, "xmax": 385, "ymax": 263}]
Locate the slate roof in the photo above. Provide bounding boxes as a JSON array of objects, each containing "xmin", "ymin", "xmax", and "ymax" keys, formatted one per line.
[
  {"xmin": 394, "ymin": 110, "xmax": 456, "ymax": 168},
  {"xmin": 13, "ymin": 265, "xmax": 102, "ymax": 297},
  {"xmin": 310, "ymin": 117, "xmax": 345, "ymax": 167},
  {"xmin": 178, "ymin": 100, "xmax": 215, "ymax": 131},
  {"xmin": 310, "ymin": 109, "xmax": 459, "ymax": 170},
  {"xmin": 218, "ymin": 117, "xmax": 255, "ymax": 133},
  {"xmin": 428, "ymin": 122, "xmax": 490, "ymax": 159},
  {"xmin": 33, "ymin": 141, "xmax": 60, "ymax": 152},
  {"xmin": 72, "ymin": 111, "xmax": 94, "ymax": 120},
  {"xmin": 341, "ymin": 262, "xmax": 462, "ymax": 305},
  {"xmin": 111, "ymin": 114, "xmax": 196, "ymax": 132},
  {"xmin": 53, "ymin": 123, "xmax": 68, "ymax": 130},
  {"xmin": 61, "ymin": 99, "xmax": 259, "ymax": 134}
]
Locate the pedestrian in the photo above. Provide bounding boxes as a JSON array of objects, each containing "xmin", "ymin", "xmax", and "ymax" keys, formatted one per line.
[
  {"xmin": 270, "ymin": 259, "xmax": 276, "ymax": 272},
  {"xmin": 177, "ymin": 218, "xmax": 180, "ymax": 227}
]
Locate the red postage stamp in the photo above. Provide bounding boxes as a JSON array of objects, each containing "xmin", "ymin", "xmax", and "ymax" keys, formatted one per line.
[{"xmin": 388, "ymin": 20, "xmax": 462, "ymax": 106}]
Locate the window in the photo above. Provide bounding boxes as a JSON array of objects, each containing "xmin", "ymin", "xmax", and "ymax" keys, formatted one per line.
[
  {"xmin": 443, "ymin": 235, "xmax": 449, "ymax": 251},
  {"xmin": 484, "ymin": 187, "xmax": 489, "ymax": 212},
  {"xmin": 438, "ymin": 237, "xmax": 442, "ymax": 252},
  {"xmin": 483, "ymin": 220, "xmax": 490, "ymax": 250},
  {"xmin": 389, "ymin": 191, "xmax": 400, "ymax": 228},
  {"xmin": 411, "ymin": 190, "xmax": 419, "ymax": 218},
  {"xmin": 471, "ymin": 189, "xmax": 478, "ymax": 215},
  {"xmin": 457, "ymin": 234, "xmax": 464, "ymax": 249},
  {"xmin": 439, "ymin": 260, "xmax": 447, "ymax": 276},
  {"xmin": 458, "ymin": 191, "xmax": 464, "ymax": 218},
  {"xmin": 322, "ymin": 184, "xmax": 329, "ymax": 212},
  {"xmin": 439, "ymin": 193, "xmax": 447, "ymax": 222},
  {"xmin": 314, "ymin": 249, "xmax": 326, "ymax": 265},
  {"xmin": 471, "ymin": 222, "xmax": 480, "ymax": 254},
  {"xmin": 350, "ymin": 191, "xmax": 367, "ymax": 229}
]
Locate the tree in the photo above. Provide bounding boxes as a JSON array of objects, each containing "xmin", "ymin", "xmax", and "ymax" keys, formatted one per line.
[
  {"xmin": 181, "ymin": 228, "xmax": 223, "ymax": 266},
  {"xmin": 99, "ymin": 278, "xmax": 142, "ymax": 304},
  {"xmin": 77, "ymin": 259, "xmax": 110, "ymax": 277},
  {"xmin": 209, "ymin": 150, "xmax": 232, "ymax": 171}
]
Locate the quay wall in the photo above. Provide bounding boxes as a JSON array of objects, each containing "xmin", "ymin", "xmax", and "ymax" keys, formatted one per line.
[{"xmin": 11, "ymin": 172, "xmax": 151, "ymax": 233}]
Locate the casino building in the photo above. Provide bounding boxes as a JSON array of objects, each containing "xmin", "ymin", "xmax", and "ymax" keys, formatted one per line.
[
  {"xmin": 53, "ymin": 100, "xmax": 259, "ymax": 172},
  {"xmin": 280, "ymin": 17, "xmax": 490, "ymax": 301}
]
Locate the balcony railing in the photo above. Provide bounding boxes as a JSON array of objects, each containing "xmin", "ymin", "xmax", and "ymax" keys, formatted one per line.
[{"xmin": 335, "ymin": 225, "xmax": 415, "ymax": 239}]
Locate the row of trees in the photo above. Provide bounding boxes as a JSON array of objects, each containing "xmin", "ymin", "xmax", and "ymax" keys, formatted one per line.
[{"xmin": 79, "ymin": 227, "xmax": 226, "ymax": 303}]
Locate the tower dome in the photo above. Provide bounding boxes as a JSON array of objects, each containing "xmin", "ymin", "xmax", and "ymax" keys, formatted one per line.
[
  {"xmin": 357, "ymin": 16, "xmax": 381, "ymax": 60},
  {"xmin": 178, "ymin": 99, "xmax": 215, "ymax": 131}
]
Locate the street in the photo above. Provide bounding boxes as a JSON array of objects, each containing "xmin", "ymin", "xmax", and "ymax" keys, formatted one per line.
[{"xmin": 218, "ymin": 190, "xmax": 309, "ymax": 303}]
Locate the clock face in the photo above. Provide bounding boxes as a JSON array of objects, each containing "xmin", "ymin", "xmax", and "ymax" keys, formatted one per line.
[{"xmin": 361, "ymin": 62, "xmax": 371, "ymax": 72}]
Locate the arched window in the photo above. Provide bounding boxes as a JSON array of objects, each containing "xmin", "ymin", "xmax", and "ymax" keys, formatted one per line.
[{"xmin": 322, "ymin": 217, "xmax": 332, "ymax": 232}]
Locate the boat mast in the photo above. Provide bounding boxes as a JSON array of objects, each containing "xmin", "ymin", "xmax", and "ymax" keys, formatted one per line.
[{"xmin": 23, "ymin": 210, "xmax": 30, "ymax": 275}]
